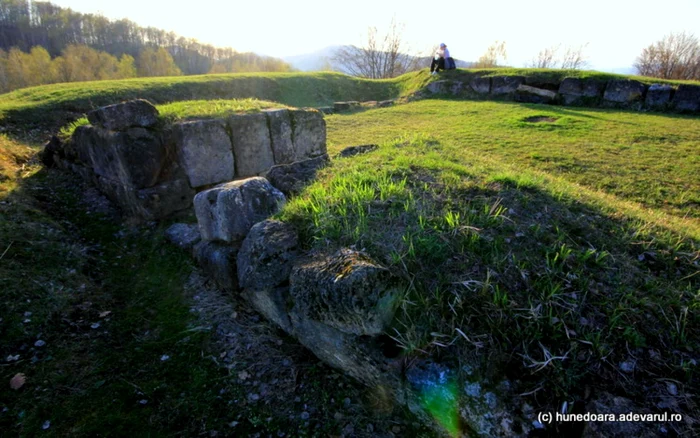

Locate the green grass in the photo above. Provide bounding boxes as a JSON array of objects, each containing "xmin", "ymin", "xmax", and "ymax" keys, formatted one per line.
[
  {"xmin": 325, "ymin": 100, "xmax": 700, "ymax": 220},
  {"xmin": 279, "ymin": 100, "xmax": 699, "ymax": 431},
  {"xmin": 0, "ymin": 71, "xmax": 427, "ymax": 137}
]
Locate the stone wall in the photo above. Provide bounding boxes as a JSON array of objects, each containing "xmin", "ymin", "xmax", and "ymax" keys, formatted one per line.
[
  {"xmin": 425, "ymin": 75, "xmax": 700, "ymax": 113},
  {"xmin": 45, "ymin": 100, "xmax": 327, "ymax": 220}
]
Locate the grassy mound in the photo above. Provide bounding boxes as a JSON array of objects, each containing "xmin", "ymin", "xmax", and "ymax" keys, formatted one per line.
[{"xmin": 0, "ymin": 71, "xmax": 431, "ymax": 137}]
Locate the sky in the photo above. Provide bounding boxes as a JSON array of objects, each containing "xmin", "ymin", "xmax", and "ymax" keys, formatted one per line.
[{"xmin": 48, "ymin": 0, "xmax": 700, "ymax": 71}]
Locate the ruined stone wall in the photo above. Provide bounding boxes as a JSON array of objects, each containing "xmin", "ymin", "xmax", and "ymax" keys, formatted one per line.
[
  {"xmin": 425, "ymin": 75, "xmax": 700, "ymax": 113},
  {"xmin": 45, "ymin": 100, "xmax": 327, "ymax": 220}
]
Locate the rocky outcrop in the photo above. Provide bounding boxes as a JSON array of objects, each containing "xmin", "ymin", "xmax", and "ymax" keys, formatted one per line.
[
  {"xmin": 46, "ymin": 100, "xmax": 327, "ymax": 220},
  {"xmin": 264, "ymin": 154, "xmax": 329, "ymax": 196},
  {"xmin": 87, "ymin": 99, "xmax": 158, "ymax": 131},
  {"xmin": 337, "ymin": 144, "xmax": 379, "ymax": 158},
  {"xmin": 558, "ymin": 78, "xmax": 606, "ymax": 105},
  {"xmin": 333, "ymin": 101, "xmax": 361, "ymax": 112},
  {"xmin": 193, "ymin": 177, "xmax": 286, "ymax": 243}
]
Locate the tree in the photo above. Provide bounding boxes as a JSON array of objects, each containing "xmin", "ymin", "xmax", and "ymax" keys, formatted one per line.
[
  {"xmin": 137, "ymin": 47, "xmax": 182, "ymax": 77},
  {"xmin": 115, "ymin": 54, "xmax": 136, "ymax": 79},
  {"xmin": 332, "ymin": 19, "xmax": 420, "ymax": 79},
  {"xmin": 634, "ymin": 32, "xmax": 700, "ymax": 80},
  {"xmin": 527, "ymin": 44, "xmax": 589, "ymax": 70},
  {"xmin": 474, "ymin": 41, "xmax": 507, "ymax": 68}
]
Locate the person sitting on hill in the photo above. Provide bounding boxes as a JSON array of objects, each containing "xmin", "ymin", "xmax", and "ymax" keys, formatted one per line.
[{"xmin": 430, "ymin": 43, "xmax": 456, "ymax": 75}]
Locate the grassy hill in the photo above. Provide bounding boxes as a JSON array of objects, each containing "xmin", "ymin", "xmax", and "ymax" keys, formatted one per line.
[{"xmin": 1, "ymin": 70, "xmax": 698, "ymax": 436}]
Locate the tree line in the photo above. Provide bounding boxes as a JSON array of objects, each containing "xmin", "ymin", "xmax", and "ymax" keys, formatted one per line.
[{"xmin": 0, "ymin": 0, "xmax": 292, "ymax": 92}]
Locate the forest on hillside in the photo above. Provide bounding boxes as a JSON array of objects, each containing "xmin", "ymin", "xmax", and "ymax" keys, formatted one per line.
[{"xmin": 0, "ymin": 0, "xmax": 293, "ymax": 92}]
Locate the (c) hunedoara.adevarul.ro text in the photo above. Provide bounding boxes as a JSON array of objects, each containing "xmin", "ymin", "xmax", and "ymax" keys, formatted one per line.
[{"xmin": 537, "ymin": 411, "xmax": 683, "ymax": 424}]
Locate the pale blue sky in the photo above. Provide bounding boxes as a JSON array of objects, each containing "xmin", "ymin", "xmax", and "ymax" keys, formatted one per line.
[{"xmin": 47, "ymin": 0, "xmax": 700, "ymax": 71}]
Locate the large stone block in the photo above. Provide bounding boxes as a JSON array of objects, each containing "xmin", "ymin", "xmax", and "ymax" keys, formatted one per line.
[
  {"xmin": 491, "ymin": 76, "xmax": 525, "ymax": 95},
  {"xmin": 603, "ymin": 79, "xmax": 646, "ymax": 104},
  {"xmin": 165, "ymin": 223, "xmax": 201, "ymax": 252},
  {"xmin": 289, "ymin": 248, "xmax": 403, "ymax": 336},
  {"xmin": 72, "ymin": 125, "xmax": 167, "ymax": 189},
  {"xmin": 470, "ymin": 77, "xmax": 490, "ymax": 94},
  {"xmin": 87, "ymin": 99, "xmax": 159, "ymax": 131},
  {"xmin": 237, "ymin": 219, "xmax": 299, "ymax": 290},
  {"xmin": 515, "ymin": 84, "xmax": 557, "ymax": 104},
  {"xmin": 426, "ymin": 80, "xmax": 449, "ymax": 94},
  {"xmin": 289, "ymin": 109, "xmax": 326, "ymax": 160},
  {"xmin": 194, "ymin": 177, "xmax": 286, "ymax": 244},
  {"xmin": 243, "ymin": 287, "xmax": 293, "ymax": 333},
  {"xmin": 134, "ymin": 178, "xmax": 195, "ymax": 219},
  {"xmin": 264, "ymin": 109, "xmax": 296, "ymax": 164},
  {"xmin": 264, "ymin": 154, "xmax": 329, "ymax": 196},
  {"xmin": 645, "ymin": 84, "xmax": 672, "ymax": 109},
  {"xmin": 559, "ymin": 78, "xmax": 605, "ymax": 105},
  {"xmin": 228, "ymin": 112, "xmax": 275, "ymax": 177},
  {"xmin": 173, "ymin": 120, "xmax": 234, "ymax": 188},
  {"xmin": 193, "ymin": 241, "xmax": 240, "ymax": 292},
  {"xmin": 672, "ymin": 84, "xmax": 700, "ymax": 112}
]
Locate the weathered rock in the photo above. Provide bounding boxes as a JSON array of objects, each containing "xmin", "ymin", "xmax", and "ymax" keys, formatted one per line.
[
  {"xmin": 193, "ymin": 241, "xmax": 240, "ymax": 292},
  {"xmin": 337, "ymin": 144, "xmax": 378, "ymax": 158},
  {"xmin": 603, "ymin": 79, "xmax": 646, "ymax": 105},
  {"xmin": 242, "ymin": 287, "xmax": 293, "ymax": 333},
  {"xmin": 87, "ymin": 99, "xmax": 159, "ymax": 131},
  {"xmin": 450, "ymin": 81, "xmax": 464, "ymax": 95},
  {"xmin": 289, "ymin": 248, "xmax": 403, "ymax": 336},
  {"xmin": 427, "ymin": 80, "xmax": 449, "ymax": 94},
  {"xmin": 333, "ymin": 101, "xmax": 360, "ymax": 112},
  {"xmin": 72, "ymin": 125, "xmax": 168, "ymax": 189},
  {"xmin": 173, "ymin": 119, "xmax": 234, "ymax": 188},
  {"xmin": 237, "ymin": 219, "xmax": 299, "ymax": 290},
  {"xmin": 377, "ymin": 100, "xmax": 395, "ymax": 108},
  {"xmin": 265, "ymin": 154, "xmax": 329, "ymax": 195},
  {"xmin": 288, "ymin": 311, "xmax": 392, "ymax": 386},
  {"xmin": 229, "ymin": 112, "xmax": 275, "ymax": 177},
  {"xmin": 645, "ymin": 84, "xmax": 673, "ymax": 109},
  {"xmin": 194, "ymin": 177, "xmax": 286, "ymax": 243},
  {"xmin": 290, "ymin": 109, "xmax": 326, "ymax": 160},
  {"xmin": 39, "ymin": 135, "xmax": 62, "ymax": 167},
  {"xmin": 470, "ymin": 77, "xmax": 490, "ymax": 94},
  {"xmin": 134, "ymin": 178, "xmax": 195, "ymax": 219},
  {"xmin": 515, "ymin": 84, "xmax": 557, "ymax": 104},
  {"xmin": 491, "ymin": 76, "xmax": 525, "ymax": 95},
  {"xmin": 672, "ymin": 84, "xmax": 700, "ymax": 112},
  {"xmin": 559, "ymin": 78, "xmax": 605, "ymax": 105},
  {"xmin": 165, "ymin": 223, "xmax": 201, "ymax": 252},
  {"xmin": 263, "ymin": 109, "xmax": 296, "ymax": 164}
]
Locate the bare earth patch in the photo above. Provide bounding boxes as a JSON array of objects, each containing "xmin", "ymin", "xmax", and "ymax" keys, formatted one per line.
[{"xmin": 523, "ymin": 116, "xmax": 558, "ymax": 123}]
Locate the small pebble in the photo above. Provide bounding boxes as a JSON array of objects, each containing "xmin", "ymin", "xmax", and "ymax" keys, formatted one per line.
[
  {"xmin": 42, "ymin": 420, "xmax": 50, "ymax": 430},
  {"xmin": 300, "ymin": 411, "xmax": 310, "ymax": 420},
  {"xmin": 34, "ymin": 340, "xmax": 46, "ymax": 347},
  {"xmin": 160, "ymin": 355, "xmax": 170, "ymax": 362},
  {"xmin": 343, "ymin": 397, "xmax": 351, "ymax": 408},
  {"xmin": 90, "ymin": 323, "xmax": 101, "ymax": 329},
  {"xmin": 139, "ymin": 399, "xmax": 148, "ymax": 405},
  {"xmin": 666, "ymin": 382, "xmax": 678, "ymax": 396},
  {"xmin": 619, "ymin": 361, "xmax": 635, "ymax": 373}
]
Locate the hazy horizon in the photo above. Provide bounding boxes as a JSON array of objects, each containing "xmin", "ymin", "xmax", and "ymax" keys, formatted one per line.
[{"xmin": 46, "ymin": 0, "xmax": 700, "ymax": 72}]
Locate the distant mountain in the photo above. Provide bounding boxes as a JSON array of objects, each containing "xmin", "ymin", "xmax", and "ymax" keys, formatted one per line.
[
  {"xmin": 283, "ymin": 46, "xmax": 342, "ymax": 71},
  {"xmin": 284, "ymin": 45, "xmax": 473, "ymax": 73}
]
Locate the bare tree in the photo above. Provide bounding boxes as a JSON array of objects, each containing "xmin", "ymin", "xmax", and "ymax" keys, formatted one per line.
[
  {"xmin": 528, "ymin": 45, "xmax": 560, "ymax": 68},
  {"xmin": 634, "ymin": 32, "xmax": 700, "ymax": 80},
  {"xmin": 561, "ymin": 44, "xmax": 589, "ymax": 70},
  {"xmin": 474, "ymin": 41, "xmax": 507, "ymax": 68},
  {"xmin": 332, "ymin": 19, "xmax": 420, "ymax": 79},
  {"xmin": 527, "ymin": 44, "xmax": 589, "ymax": 69}
]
